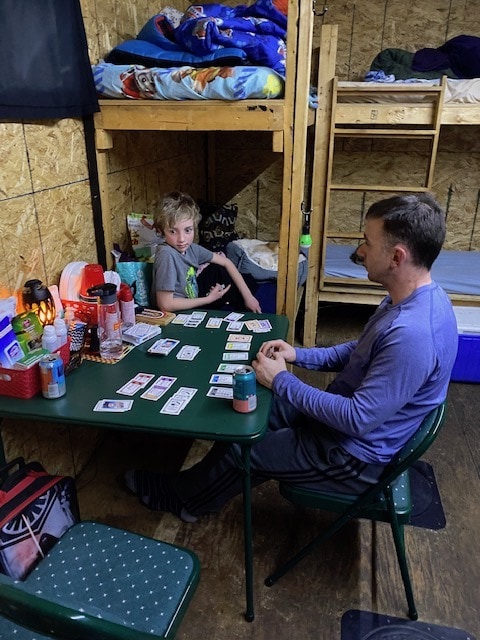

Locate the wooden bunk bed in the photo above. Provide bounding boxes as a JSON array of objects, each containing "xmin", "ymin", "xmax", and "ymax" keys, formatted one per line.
[
  {"xmin": 303, "ymin": 24, "xmax": 480, "ymax": 346},
  {"xmin": 93, "ymin": 0, "xmax": 316, "ymax": 341}
]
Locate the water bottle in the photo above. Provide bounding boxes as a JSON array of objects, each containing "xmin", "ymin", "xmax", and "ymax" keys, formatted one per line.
[
  {"xmin": 87, "ymin": 283, "xmax": 123, "ymax": 359},
  {"xmin": 42, "ymin": 325, "xmax": 59, "ymax": 352}
]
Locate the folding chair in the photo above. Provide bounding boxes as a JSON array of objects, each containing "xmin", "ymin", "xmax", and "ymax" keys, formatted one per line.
[
  {"xmin": 0, "ymin": 521, "xmax": 200, "ymax": 639},
  {"xmin": 265, "ymin": 402, "xmax": 447, "ymax": 620}
]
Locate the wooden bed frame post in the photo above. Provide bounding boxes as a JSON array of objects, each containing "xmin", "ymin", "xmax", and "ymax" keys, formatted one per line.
[
  {"xmin": 94, "ymin": 124, "xmax": 114, "ymax": 269},
  {"xmin": 276, "ymin": 0, "xmax": 315, "ymax": 342},
  {"xmin": 303, "ymin": 24, "xmax": 338, "ymax": 346}
]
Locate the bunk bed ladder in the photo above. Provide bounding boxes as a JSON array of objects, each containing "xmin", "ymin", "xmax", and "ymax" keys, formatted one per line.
[{"xmin": 303, "ymin": 48, "xmax": 446, "ymax": 346}]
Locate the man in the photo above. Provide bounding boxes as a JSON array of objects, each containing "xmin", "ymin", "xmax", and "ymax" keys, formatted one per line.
[{"xmin": 125, "ymin": 193, "xmax": 458, "ymax": 522}]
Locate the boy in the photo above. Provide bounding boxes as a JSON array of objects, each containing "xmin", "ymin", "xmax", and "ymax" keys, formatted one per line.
[{"xmin": 152, "ymin": 191, "xmax": 261, "ymax": 313}]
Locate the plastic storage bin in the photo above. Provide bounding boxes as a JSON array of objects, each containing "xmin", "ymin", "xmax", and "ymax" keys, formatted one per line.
[{"xmin": 451, "ymin": 307, "xmax": 480, "ymax": 383}]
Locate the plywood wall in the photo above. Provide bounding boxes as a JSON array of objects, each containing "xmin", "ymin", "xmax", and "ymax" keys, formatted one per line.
[{"xmin": 1, "ymin": 0, "xmax": 478, "ymax": 298}]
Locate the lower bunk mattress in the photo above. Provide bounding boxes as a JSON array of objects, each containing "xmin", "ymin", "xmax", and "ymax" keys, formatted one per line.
[
  {"xmin": 325, "ymin": 244, "xmax": 480, "ymax": 296},
  {"xmin": 93, "ymin": 61, "xmax": 284, "ymax": 100}
]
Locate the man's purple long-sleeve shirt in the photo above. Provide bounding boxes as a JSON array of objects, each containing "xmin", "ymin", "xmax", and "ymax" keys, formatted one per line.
[{"xmin": 273, "ymin": 283, "xmax": 458, "ymax": 464}]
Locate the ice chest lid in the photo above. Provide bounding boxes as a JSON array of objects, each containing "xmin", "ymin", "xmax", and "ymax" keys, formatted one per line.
[{"xmin": 453, "ymin": 306, "xmax": 480, "ymax": 334}]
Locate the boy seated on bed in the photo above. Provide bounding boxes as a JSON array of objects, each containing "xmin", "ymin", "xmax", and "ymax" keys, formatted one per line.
[{"xmin": 151, "ymin": 191, "xmax": 261, "ymax": 313}]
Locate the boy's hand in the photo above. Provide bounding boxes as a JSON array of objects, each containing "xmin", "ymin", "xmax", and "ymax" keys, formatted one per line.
[
  {"xmin": 243, "ymin": 293, "xmax": 262, "ymax": 313},
  {"xmin": 206, "ymin": 283, "xmax": 231, "ymax": 302}
]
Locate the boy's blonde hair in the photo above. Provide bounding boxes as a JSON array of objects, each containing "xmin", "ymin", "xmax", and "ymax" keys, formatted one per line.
[{"xmin": 154, "ymin": 191, "xmax": 201, "ymax": 233}]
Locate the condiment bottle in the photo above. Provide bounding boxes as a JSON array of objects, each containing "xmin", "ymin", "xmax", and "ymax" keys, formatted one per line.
[
  {"xmin": 42, "ymin": 325, "xmax": 59, "ymax": 352},
  {"xmin": 119, "ymin": 283, "xmax": 136, "ymax": 328}
]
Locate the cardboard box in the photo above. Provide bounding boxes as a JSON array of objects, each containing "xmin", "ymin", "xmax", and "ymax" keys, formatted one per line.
[{"xmin": 451, "ymin": 307, "xmax": 480, "ymax": 383}]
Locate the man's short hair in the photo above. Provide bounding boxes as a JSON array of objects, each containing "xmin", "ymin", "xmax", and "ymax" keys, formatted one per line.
[
  {"xmin": 154, "ymin": 191, "xmax": 201, "ymax": 233},
  {"xmin": 366, "ymin": 193, "xmax": 446, "ymax": 270}
]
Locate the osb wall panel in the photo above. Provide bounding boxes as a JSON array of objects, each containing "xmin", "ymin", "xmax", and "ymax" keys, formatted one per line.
[{"xmin": 314, "ymin": 0, "xmax": 480, "ymax": 251}]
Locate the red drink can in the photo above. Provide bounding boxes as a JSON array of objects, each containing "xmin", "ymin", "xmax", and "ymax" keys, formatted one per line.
[
  {"xmin": 39, "ymin": 353, "xmax": 66, "ymax": 399},
  {"xmin": 233, "ymin": 366, "xmax": 257, "ymax": 413}
]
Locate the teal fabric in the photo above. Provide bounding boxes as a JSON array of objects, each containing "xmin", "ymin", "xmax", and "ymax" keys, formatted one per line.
[{"xmin": 12, "ymin": 521, "xmax": 198, "ymax": 637}]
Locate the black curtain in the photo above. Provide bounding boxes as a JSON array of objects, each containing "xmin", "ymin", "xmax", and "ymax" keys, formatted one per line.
[{"xmin": 0, "ymin": 0, "xmax": 99, "ymax": 119}]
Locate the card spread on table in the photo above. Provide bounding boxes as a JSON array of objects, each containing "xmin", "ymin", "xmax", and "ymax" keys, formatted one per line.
[
  {"xmin": 94, "ymin": 399, "xmax": 133, "ymax": 412},
  {"xmin": 207, "ymin": 386, "xmax": 234, "ymax": 399},
  {"xmin": 148, "ymin": 338, "xmax": 180, "ymax": 356},
  {"xmin": 209, "ymin": 373, "xmax": 233, "ymax": 385},
  {"xmin": 176, "ymin": 345, "xmax": 201, "ymax": 360},
  {"xmin": 160, "ymin": 387, "xmax": 198, "ymax": 415},
  {"xmin": 140, "ymin": 376, "xmax": 177, "ymax": 401},
  {"xmin": 117, "ymin": 373, "xmax": 155, "ymax": 395},
  {"xmin": 222, "ymin": 351, "xmax": 249, "ymax": 361}
]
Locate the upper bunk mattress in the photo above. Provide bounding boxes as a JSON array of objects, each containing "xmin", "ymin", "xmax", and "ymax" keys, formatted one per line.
[
  {"xmin": 93, "ymin": 62, "xmax": 284, "ymax": 100},
  {"xmin": 337, "ymin": 78, "xmax": 480, "ymax": 105}
]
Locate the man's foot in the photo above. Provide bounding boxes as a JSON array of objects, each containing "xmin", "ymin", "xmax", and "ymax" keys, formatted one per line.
[{"xmin": 123, "ymin": 470, "xmax": 197, "ymax": 523}]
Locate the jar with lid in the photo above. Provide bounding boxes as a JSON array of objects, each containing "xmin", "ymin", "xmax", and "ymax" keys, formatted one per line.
[{"xmin": 87, "ymin": 283, "xmax": 123, "ymax": 359}]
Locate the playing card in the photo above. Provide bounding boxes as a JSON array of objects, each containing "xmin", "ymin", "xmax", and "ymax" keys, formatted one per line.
[
  {"xmin": 224, "ymin": 312, "xmax": 244, "ymax": 322},
  {"xmin": 140, "ymin": 376, "xmax": 177, "ymax": 401},
  {"xmin": 222, "ymin": 352, "xmax": 249, "ymax": 361},
  {"xmin": 117, "ymin": 373, "xmax": 155, "ymax": 396},
  {"xmin": 209, "ymin": 373, "xmax": 233, "ymax": 385},
  {"xmin": 176, "ymin": 345, "xmax": 201, "ymax": 360},
  {"xmin": 94, "ymin": 399, "xmax": 133, "ymax": 412},
  {"xmin": 217, "ymin": 363, "xmax": 243, "ymax": 373},
  {"xmin": 148, "ymin": 338, "xmax": 180, "ymax": 355},
  {"xmin": 226, "ymin": 321, "xmax": 243, "ymax": 331},
  {"xmin": 171, "ymin": 314, "xmax": 190, "ymax": 324},
  {"xmin": 225, "ymin": 341, "xmax": 250, "ymax": 351},
  {"xmin": 206, "ymin": 317, "xmax": 223, "ymax": 329},
  {"xmin": 207, "ymin": 386, "xmax": 234, "ymax": 399},
  {"xmin": 227, "ymin": 334, "xmax": 252, "ymax": 343}
]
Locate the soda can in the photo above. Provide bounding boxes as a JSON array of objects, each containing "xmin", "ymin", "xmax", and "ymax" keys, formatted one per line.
[
  {"xmin": 233, "ymin": 365, "xmax": 257, "ymax": 413},
  {"xmin": 39, "ymin": 353, "xmax": 66, "ymax": 399}
]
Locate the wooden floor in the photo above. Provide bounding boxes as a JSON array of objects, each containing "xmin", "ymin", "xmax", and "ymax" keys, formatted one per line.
[{"xmin": 76, "ymin": 304, "xmax": 480, "ymax": 639}]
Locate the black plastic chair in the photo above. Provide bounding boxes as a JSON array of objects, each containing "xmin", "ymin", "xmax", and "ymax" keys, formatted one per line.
[
  {"xmin": 0, "ymin": 521, "xmax": 200, "ymax": 639},
  {"xmin": 265, "ymin": 402, "xmax": 447, "ymax": 620}
]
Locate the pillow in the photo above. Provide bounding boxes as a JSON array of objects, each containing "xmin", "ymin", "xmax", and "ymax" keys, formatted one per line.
[{"xmin": 198, "ymin": 203, "xmax": 238, "ymax": 252}]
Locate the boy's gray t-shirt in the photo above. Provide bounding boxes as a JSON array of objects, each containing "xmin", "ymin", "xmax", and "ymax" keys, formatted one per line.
[{"xmin": 153, "ymin": 242, "xmax": 214, "ymax": 301}]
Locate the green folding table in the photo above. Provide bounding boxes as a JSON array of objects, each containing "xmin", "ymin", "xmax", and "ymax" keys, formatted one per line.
[{"xmin": 0, "ymin": 310, "xmax": 289, "ymax": 621}]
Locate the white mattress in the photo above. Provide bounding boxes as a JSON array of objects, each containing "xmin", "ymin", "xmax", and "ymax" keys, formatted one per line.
[
  {"xmin": 325, "ymin": 244, "xmax": 480, "ymax": 296},
  {"xmin": 337, "ymin": 79, "xmax": 480, "ymax": 104}
]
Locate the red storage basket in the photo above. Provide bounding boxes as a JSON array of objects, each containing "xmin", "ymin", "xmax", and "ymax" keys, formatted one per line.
[{"xmin": 0, "ymin": 343, "xmax": 70, "ymax": 399}]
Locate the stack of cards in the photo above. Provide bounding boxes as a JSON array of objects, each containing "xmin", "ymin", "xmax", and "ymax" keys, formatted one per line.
[
  {"xmin": 148, "ymin": 338, "xmax": 179, "ymax": 356},
  {"xmin": 160, "ymin": 387, "xmax": 197, "ymax": 414},
  {"xmin": 244, "ymin": 318, "xmax": 272, "ymax": 333},
  {"xmin": 171, "ymin": 311, "xmax": 207, "ymax": 327},
  {"xmin": 121, "ymin": 322, "xmax": 162, "ymax": 346},
  {"xmin": 117, "ymin": 373, "xmax": 155, "ymax": 396},
  {"xmin": 176, "ymin": 345, "xmax": 201, "ymax": 360},
  {"xmin": 94, "ymin": 399, "xmax": 133, "ymax": 412}
]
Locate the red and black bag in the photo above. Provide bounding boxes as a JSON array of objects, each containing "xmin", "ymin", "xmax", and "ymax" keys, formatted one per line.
[{"xmin": 0, "ymin": 457, "xmax": 80, "ymax": 580}]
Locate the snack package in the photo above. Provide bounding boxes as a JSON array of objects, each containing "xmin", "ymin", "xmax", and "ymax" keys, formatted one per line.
[
  {"xmin": 11, "ymin": 311, "xmax": 43, "ymax": 355},
  {"xmin": 127, "ymin": 212, "xmax": 160, "ymax": 260}
]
